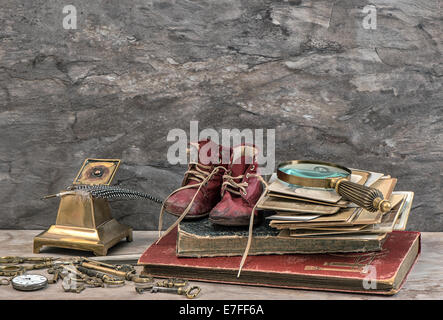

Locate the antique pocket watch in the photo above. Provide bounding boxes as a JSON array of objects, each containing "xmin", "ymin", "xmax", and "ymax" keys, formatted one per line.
[{"xmin": 11, "ymin": 274, "xmax": 48, "ymax": 291}]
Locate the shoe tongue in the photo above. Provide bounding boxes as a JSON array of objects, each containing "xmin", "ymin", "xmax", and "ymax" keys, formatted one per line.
[
  {"xmin": 230, "ymin": 155, "xmax": 254, "ymax": 177},
  {"xmin": 229, "ymin": 145, "xmax": 257, "ymax": 177}
]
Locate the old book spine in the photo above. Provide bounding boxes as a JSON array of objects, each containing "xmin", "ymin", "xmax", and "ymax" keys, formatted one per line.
[{"xmin": 176, "ymin": 230, "xmax": 383, "ymax": 257}]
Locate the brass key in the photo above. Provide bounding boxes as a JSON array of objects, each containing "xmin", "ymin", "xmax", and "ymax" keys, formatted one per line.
[
  {"xmin": 47, "ymin": 268, "xmax": 61, "ymax": 284},
  {"xmin": 62, "ymin": 276, "xmax": 85, "ymax": 293},
  {"xmin": 80, "ymin": 261, "xmax": 151, "ymax": 284},
  {"xmin": 149, "ymin": 285, "xmax": 201, "ymax": 299},
  {"xmin": 156, "ymin": 278, "xmax": 188, "ymax": 288},
  {"xmin": 135, "ymin": 283, "xmax": 154, "ymax": 294},
  {"xmin": 76, "ymin": 266, "xmax": 122, "ymax": 287}
]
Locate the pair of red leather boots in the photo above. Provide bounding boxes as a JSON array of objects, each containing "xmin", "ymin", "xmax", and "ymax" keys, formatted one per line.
[{"xmin": 162, "ymin": 140, "xmax": 263, "ymax": 226}]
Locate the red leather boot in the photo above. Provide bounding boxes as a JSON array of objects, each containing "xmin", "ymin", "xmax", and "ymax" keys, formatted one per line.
[
  {"xmin": 209, "ymin": 145, "xmax": 268, "ymax": 277},
  {"xmin": 164, "ymin": 140, "xmax": 230, "ymax": 219},
  {"xmin": 158, "ymin": 140, "xmax": 231, "ymax": 240},
  {"xmin": 209, "ymin": 145, "xmax": 264, "ymax": 226}
]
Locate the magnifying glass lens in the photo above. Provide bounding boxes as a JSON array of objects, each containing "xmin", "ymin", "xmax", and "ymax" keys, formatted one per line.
[
  {"xmin": 280, "ymin": 163, "xmax": 349, "ymax": 179},
  {"xmin": 276, "ymin": 160, "xmax": 391, "ymax": 213}
]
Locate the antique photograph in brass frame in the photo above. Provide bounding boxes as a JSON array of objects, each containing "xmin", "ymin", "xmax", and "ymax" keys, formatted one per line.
[
  {"xmin": 73, "ymin": 158, "xmax": 121, "ymax": 185},
  {"xmin": 33, "ymin": 159, "xmax": 133, "ymax": 256}
]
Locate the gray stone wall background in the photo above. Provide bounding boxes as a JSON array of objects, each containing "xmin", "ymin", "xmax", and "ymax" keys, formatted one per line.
[{"xmin": 0, "ymin": 0, "xmax": 441, "ymax": 231}]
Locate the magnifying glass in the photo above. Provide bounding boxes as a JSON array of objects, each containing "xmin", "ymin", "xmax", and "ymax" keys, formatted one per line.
[{"xmin": 277, "ymin": 160, "xmax": 391, "ymax": 213}]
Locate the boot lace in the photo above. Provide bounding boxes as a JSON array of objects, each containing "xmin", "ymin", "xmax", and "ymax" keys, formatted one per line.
[
  {"xmin": 157, "ymin": 164, "xmax": 227, "ymax": 244},
  {"xmin": 185, "ymin": 162, "xmax": 213, "ymax": 184},
  {"xmin": 237, "ymin": 173, "xmax": 269, "ymax": 278},
  {"xmin": 221, "ymin": 173, "xmax": 249, "ymax": 196}
]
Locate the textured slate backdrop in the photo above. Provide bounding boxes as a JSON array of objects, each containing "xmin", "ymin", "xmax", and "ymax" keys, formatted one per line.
[{"xmin": 0, "ymin": 0, "xmax": 441, "ymax": 231}]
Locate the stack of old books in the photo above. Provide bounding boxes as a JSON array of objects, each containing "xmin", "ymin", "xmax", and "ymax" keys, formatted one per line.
[{"xmin": 138, "ymin": 168, "xmax": 420, "ymax": 295}]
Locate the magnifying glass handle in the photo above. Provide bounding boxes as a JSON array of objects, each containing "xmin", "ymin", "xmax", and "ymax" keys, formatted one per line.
[{"xmin": 332, "ymin": 179, "xmax": 391, "ymax": 213}]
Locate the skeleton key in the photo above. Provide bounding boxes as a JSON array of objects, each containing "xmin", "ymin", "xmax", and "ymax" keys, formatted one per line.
[
  {"xmin": 156, "ymin": 278, "xmax": 188, "ymax": 288},
  {"xmin": 135, "ymin": 283, "xmax": 154, "ymax": 294},
  {"xmin": 47, "ymin": 268, "xmax": 61, "ymax": 284},
  {"xmin": 149, "ymin": 285, "xmax": 201, "ymax": 299},
  {"xmin": 62, "ymin": 276, "xmax": 85, "ymax": 293}
]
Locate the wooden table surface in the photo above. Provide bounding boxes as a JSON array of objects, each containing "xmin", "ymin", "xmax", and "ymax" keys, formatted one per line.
[{"xmin": 0, "ymin": 230, "xmax": 442, "ymax": 300}]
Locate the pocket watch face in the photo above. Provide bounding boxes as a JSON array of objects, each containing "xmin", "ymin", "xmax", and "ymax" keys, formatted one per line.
[{"xmin": 12, "ymin": 274, "xmax": 48, "ymax": 291}]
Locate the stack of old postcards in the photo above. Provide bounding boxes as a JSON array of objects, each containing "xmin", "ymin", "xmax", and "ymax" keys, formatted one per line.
[{"xmin": 257, "ymin": 169, "xmax": 414, "ymax": 248}]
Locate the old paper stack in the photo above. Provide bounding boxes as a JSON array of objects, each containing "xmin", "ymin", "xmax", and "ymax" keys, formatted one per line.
[{"xmin": 258, "ymin": 170, "xmax": 414, "ymax": 244}]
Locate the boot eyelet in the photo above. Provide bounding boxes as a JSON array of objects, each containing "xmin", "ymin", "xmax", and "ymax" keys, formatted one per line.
[{"xmin": 250, "ymin": 165, "xmax": 255, "ymax": 171}]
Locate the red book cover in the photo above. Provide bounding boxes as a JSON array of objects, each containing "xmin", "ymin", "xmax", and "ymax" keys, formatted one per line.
[{"xmin": 138, "ymin": 229, "xmax": 420, "ymax": 295}]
